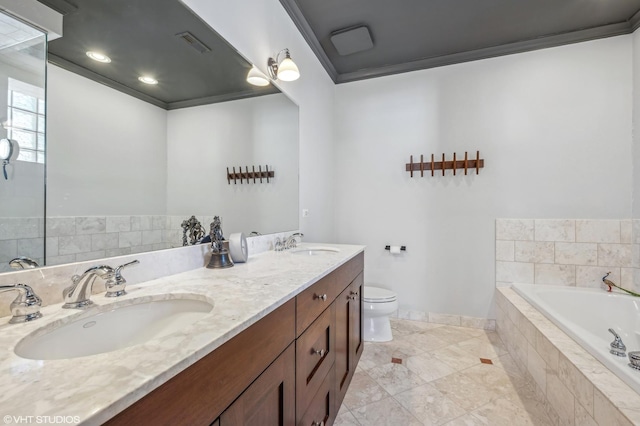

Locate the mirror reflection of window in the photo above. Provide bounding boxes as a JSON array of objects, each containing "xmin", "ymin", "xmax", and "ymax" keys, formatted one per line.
[{"xmin": 7, "ymin": 78, "xmax": 45, "ymax": 164}]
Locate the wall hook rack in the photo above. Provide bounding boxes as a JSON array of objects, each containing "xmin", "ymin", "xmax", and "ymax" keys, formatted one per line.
[
  {"xmin": 227, "ymin": 165, "xmax": 275, "ymax": 184},
  {"xmin": 405, "ymin": 151, "xmax": 484, "ymax": 177}
]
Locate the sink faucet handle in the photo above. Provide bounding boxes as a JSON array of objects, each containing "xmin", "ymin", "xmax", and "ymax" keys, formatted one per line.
[
  {"xmin": 0, "ymin": 284, "xmax": 43, "ymax": 324},
  {"xmin": 609, "ymin": 328, "xmax": 626, "ymax": 356},
  {"xmin": 106, "ymin": 259, "xmax": 140, "ymax": 298}
]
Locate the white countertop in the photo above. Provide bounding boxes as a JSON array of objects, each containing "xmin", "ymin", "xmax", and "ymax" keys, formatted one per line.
[{"xmin": 0, "ymin": 243, "xmax": 364, "ymax": 425}]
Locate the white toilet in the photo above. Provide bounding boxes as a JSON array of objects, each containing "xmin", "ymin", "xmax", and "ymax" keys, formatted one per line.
[{"xmin": 363, "ymin": 286, "xmax": 398, "ymax": 342}]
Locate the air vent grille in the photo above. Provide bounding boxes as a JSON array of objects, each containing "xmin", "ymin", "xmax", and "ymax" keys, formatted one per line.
[{"xmin": 175, "ymin": 31, "xmax": 211, "ymax": 54}]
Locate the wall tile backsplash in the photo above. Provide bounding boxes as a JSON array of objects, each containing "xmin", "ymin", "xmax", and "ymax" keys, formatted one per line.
[{"xmin": 496, "ymin": 219, "xmax": 639, "ymax": 291}]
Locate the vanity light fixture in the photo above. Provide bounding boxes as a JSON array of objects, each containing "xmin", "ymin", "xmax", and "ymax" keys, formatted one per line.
[
  {"xmin": 86, "ymin": 51, "xmax": 111, "ymax": 63},
  {"xmin": 267, "ymin": 48, "xmax": 300, "ymax": 82},
  {"xmin": 138, "ymin": 76, "xmax": 158, "ymax": 85},
  {"xmin": 246, "ymin": 66, "xmax": 270, "ymax": 87}
]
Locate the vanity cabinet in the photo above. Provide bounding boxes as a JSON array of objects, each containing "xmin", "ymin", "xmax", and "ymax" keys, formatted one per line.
[{"xmin": 105, "ymin": 252, "xmax": 364, "ymax": 426}]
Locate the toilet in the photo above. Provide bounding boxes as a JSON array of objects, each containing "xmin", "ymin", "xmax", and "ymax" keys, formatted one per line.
[{"xmin": 363, "ymin": 286, "xmax": 398, "ymax": 342}]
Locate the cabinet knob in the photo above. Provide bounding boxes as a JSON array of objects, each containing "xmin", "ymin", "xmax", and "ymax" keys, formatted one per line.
[
  {"xmin": 314, "ymin": 293, "xmax": 327, "ymax": 301},
  {"xmin": 312, "ymin": 348, "xmax": 326, "ymax": 357},
  {"xmin": 349, "ymin": 291, "xmax": 359, "ymax": 300}
]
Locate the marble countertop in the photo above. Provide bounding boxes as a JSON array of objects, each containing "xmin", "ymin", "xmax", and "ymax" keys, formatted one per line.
[{"xmin": 0, "ymin": 243, "xmax": 364, "ymax": 425}]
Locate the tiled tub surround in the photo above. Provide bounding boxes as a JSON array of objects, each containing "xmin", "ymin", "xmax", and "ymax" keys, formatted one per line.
[
  {"xmin": 0, "ymin": 217, "xmax": 44, "ymax": 273},
  {"xmin": 45, "ymin": 215, "xmax": 226, "ymax": 266},
  {"xmin": 496, "ymin": 219, "xmax": 639, "ymax": 291},
  {"xmin": 496, "ymin": 287, "xmax": 640, "ymax": 425},
  {"xmin": 0, "ymin": 230, "xmax": 296, "ymax": 319},
  {"xmin": 0, "ymin": 242, "xmax": 363, "ymax": 423}
]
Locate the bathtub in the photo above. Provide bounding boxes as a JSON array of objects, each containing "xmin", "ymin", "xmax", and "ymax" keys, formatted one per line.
[{"xmin": 512, "ymin": 283, "xmax": 640, "ymax": 395}]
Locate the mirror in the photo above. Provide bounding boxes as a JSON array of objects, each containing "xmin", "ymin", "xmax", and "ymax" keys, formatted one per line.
[
  {"xmin": 0, "ymin": 1, "xmax": 299, "ymax": 273},
  {"xmin": 0, "ymin": 11, "xmax": 46, "ymax": 273}
]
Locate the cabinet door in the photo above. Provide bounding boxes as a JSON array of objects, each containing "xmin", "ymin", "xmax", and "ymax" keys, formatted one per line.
[
  {"xmin": 334, "ymin": 272, "xmax": 364, "ymax": 408},
  {"xmin": 220, "ymin": 343, "xmax": 295, "ymax": 426}
]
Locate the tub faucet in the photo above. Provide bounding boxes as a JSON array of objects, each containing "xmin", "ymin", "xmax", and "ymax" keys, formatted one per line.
[
  {"xmin": 63, "ymin": 260, "xmax": 139, "ymax": 309},
  {"xmin": 608, "ymin": 328, "xmax": 627, "ymax": 357},
  {"xmin": 0, "ymin": 284, "xmax": 42, "ymax": 323}
]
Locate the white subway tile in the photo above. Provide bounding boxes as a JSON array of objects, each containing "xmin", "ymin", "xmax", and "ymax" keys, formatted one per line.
[
  {"xmin": 106, "ymin": 216, "xmax": 131, "ymax": 233},
  {"xmin": 534, "ymin": 219, "xmax": 575, "ymax": 242},
  {"xmin": 496, "ymin": 261, "xmax": 534, "ymax": 284},
  {"xmin": 75, "ymin": 250, "xmax": 106, "ymax": 262},
  {"xmin": 45, "ymin": 236, "xmax": 59, "ymax": 258},
  {"xmin": 17, "ymin": 238, "xmax": 44, "ymax": 259},
  {"xmin": 0, "ymin": 240, "xmax": 17, "ymax": 262},
  {"xmin": 496, "ymin": 219, "xmax": 534, "ymax": 241},
  {"xmin": 555, "ymin": 242, "xmax": 597, "ymax": 266},
  {"xmin": 46, "ymin": 217, "xmax": 76, "ymax": 237},
  {"xmin": 58, "ymin": 235, "xmax": 92, "ymax": 255},
  {"xmin": 131, "ymin": 216, "xmax": 153, "ymax": 231},
  {"xmin": 91, "ymin": 233, "xmax": 119, "ymax": 251},
  {"xmin": 534, "ymin": 264, "xmax": 575, "ymax": 285},
  {"xmin": 576, "ymin": 220, "xmax": 620, "ymax": 243},
  {"xmin": 142, "ymin": 230, "xmax": 163, "ymax": 245},
  {"xmin": 576, "ymin": 266, "xmax": 618, "ymax": 289},
  {"xmin": 514, "ymin": 241, "xmax": 554, "ymax": 263},
  {"xmin": 621, "ymin": 220, "xmax": 633, "ymax": 244},
  {"xmin": 75, "ymin": 217, "xmax": 106, "ymax": 235},
  {"xmin": 118, "ymin": 231, "xmax": 142, "ymax": 248},
  {"xmin": 496, "ymin": 241, "xmax": 515, "ymax": 261},
  {"xmin": 0, "ymin": 218, "xmax": 40, "ymax": 240},
  {"xmin": 598, "ymin": 244, "xmax": 633, "ymax": 267}
]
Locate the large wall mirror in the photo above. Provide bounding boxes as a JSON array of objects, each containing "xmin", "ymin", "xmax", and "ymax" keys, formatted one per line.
[{"xmin": 0, "ymin": 0, "xmax": 299, "ymax": 273}]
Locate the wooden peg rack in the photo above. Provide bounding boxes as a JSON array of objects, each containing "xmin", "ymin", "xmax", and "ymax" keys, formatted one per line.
[
  {"xmin": 405, "ymin": 151, "xmax": 484, "ymax": 177},
  {"xmin": 227, "ymin": 165, "xmax": 275, "ymax": 184}
]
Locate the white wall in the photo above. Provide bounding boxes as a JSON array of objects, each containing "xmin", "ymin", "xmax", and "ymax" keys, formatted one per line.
[
  {"xmin": 166, "ymin": 93, "xmax": 299, "ymax": 235},
  {"xmin": 47, "ymin": 65, "xmax": 168, "ymax": 216},
  {"xmin": 334, "ymin": 36, "xmax": 633, "ymax": 319},
  {"xmin": 182, "ymin": 0, "xmax": 336, "ymax": 242}
]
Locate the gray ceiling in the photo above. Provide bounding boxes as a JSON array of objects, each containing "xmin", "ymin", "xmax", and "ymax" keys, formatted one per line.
[
  {"xmin": 36, "ymin": 0, "xmax": 277, "ymax": 110},
  {"xmin": 280, "ymin": 0, "xmax": 640, "ymax": 83}
]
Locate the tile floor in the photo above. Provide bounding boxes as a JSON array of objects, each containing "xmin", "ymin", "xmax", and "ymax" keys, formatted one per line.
[{"xmin": 335, "ymin": 318, "xmax": 554, "ymax": 426}]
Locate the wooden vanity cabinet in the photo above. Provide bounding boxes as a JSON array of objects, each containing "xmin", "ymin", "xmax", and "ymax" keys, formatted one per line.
[
  {"xmin": 105, "ymin": 252, "xmax": 364, "ymax": 426},
  {"xmin": 334, "ymin": 271, "xmax": 364, "ymax": 409}
]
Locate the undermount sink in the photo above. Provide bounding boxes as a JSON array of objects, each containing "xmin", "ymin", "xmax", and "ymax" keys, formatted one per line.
[
  {"xmin": 291, "ymin": 247, "xmax": 340, "ymax": 256},
  {"xmin": 15, "ymin": 295, "xmax": 213, "ymax": 360}
]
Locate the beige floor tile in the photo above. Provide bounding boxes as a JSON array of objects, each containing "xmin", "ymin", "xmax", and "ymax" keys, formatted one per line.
[
  {"xmin": 350, "ymin": 396, "xmax": 423, "ymax": 426},
  {"xmin": 395, "ymin": 383, "xmax": 467, "ymax": 425},
  {"xmin": 379, "ymin": 333, "xmax": 427, "ymax": 356},
  {"xmin": 469, "ymin": 397, "xmax": 550, "ymax": 426},
  {"xmin": 405, "ymin": 352, "xmax": 456, "ymax": 382},
  {"xmin": 454, "ymin": 335, "xmax": 508, "ymax": 359},
  {"xmin": 390, "ymin": 317, "xmax": 444, "ymax": 335},
  {"xmin": 461, "ymin": 363, "xmax": 527, "ymax": 395},
  {"xmin": 334, "ymin": 405, "xmax": 361, "ymax": 426},
  {"xmin": 442, "ymin": 413, "xmax": 486, "ymax": 425},
  {"xmin": 358, "ymin": 343, "xmax": 396, "ymax": 371},
  {"xmin": 366, "ymin": 362, "xmax": 426, "ymax": 395},
  {"xmin": 429, "ymin": 344, "xmax": 482, "ymax": 371},
  {"xmin": 405, "ymin": 331, "xmax": 451, "ymax": 351},
  {"xmin": 342, "ymin": 370, "xmax": 390, "ymax": 409},
  {"xmin": 432, "ymin": 371, "xmax": 503, "ymax": 411},
  {"xmin": 492, "ymin": 353, "xmax": 526, "ymax": 380},
  {"xmin": 427, "ymin": 326, "xmax": 483, "ymax": 344}
]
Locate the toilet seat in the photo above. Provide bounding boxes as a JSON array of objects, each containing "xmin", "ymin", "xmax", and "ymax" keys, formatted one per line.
[{"xmin": 363, "ymin": 287, "xmax": 397, "ymax": 303}]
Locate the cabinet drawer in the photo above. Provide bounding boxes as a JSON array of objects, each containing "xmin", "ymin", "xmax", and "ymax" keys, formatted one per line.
[
  {"xmin": 296, "ymin": 304, "xmax": 335, "ymax": 415},
  {"xmin": 296, "ymin": 252, "xmax": 364, "ymax": 336},
  {"xmin": 298, "ymin": 366, "xmax": 335, "ymax": 426}
]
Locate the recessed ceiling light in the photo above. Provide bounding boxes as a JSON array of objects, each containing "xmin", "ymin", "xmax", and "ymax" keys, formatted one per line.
[
  {"xmin": 138, "ymin": 76, "xmax": 158, "ymax": 85},
  {"xmin": 86, "ymin": 51, "xmax": 111, "ymax": 63}
]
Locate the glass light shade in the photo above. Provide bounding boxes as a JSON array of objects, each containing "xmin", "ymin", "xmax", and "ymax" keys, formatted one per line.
[
  {"xmin": 138, "ymin": 76, "xmax": 158, "ymax": 85},
  {"xmin": 86, "ymin": 51, "xmax": 111, "ymax": 63},
  {"xmin": 277, "ymin": 57, "xmax": 300, "ymax": 81},
  {"xmin": 246, "ymin": 66, "xmax": 270, "ymax": 86},
  {"xmin": 0, "ymin": 139, "xmax": 12, "ymax": 160}
]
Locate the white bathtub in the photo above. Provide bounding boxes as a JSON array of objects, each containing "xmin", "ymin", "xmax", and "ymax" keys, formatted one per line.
[{"xmin": 512, "ymin": 283, "xmax": 640, "ymax": 395}]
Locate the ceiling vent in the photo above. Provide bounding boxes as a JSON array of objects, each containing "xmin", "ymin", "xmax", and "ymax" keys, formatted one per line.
[
  {"xmin": 330, "ymin": 25, "xmax": 373, "ymax": 56},
  {"xmin": 175, "ymin": 31, "xmax": 211, "ymax": 54}
]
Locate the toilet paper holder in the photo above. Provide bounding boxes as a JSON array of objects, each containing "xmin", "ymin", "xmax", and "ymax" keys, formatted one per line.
[{"xmin": 385, "ymin": 245, "xmax": 406, "ymax": 251}]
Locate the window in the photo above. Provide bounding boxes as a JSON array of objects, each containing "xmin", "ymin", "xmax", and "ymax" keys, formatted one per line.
[{"xmin": 7, "ymin": 78, "xmax": 45, "ymax": 164}]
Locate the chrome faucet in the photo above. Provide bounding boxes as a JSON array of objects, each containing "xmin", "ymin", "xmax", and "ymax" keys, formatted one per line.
[
  {"xmin": 285, "ymin": 232, "xmax": 304, "ymax": 250},
  {"xmin": 609, "ymin": 328, "xmax": 627, "ymax": 357},
  {"xmin": 0, "ymin": 284, "xmax": 42, "ymax": 323},
  {"xmin": 9, "ymin": 257, "xmax": 39, "ymax": 269},
  {"xmin": 63, "ymin": 260, "xmax": 139, "ymax": 309}
]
